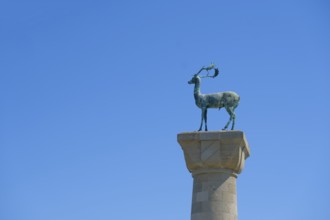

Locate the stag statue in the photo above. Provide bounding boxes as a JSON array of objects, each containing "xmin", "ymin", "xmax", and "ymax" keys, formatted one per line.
[{"xmin": 188, "ymin": 65, "xmax": 240, "ymax": 131}]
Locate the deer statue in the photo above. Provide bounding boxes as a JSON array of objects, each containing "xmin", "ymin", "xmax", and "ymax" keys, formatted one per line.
[{"xmin": 188, "ymin": 65, "xmax": 240, "ymax": 131}]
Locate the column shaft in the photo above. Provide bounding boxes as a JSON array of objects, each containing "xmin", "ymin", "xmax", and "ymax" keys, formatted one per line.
[{"xmin": 191, "ymin": 172, "xmax": 237, "ymax": 220}]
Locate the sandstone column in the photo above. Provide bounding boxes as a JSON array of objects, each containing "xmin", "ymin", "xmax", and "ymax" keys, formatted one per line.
[{"xmin": 177, "ymin": 131, "xmax": 250, "ymax": 220}]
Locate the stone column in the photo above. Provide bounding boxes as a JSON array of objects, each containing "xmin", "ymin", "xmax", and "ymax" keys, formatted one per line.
[{"xmin": 177, "ymin": 131, "xmax": 250, "ymax": 220}]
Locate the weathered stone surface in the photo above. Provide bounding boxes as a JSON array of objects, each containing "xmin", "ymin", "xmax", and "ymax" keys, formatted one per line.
[
  {"xmin": 177, "ymin": 131, "xmax": 250, "ymax": 220},
  {"xmin": 177, "ymin": 131, "xmax": 250, "ymax": 175}
]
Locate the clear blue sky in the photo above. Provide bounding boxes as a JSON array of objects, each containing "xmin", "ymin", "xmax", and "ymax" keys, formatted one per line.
[{"xmin": 1, "ymin": 0, "xmax": 329, "ymax": 219}]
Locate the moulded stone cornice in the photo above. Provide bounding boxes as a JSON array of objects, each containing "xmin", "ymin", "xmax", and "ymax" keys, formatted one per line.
[{"xmin": 177, "ymin": 131, "xmax": 250, "ymax": 175}]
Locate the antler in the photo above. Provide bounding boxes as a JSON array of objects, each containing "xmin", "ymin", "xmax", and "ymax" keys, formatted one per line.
[
  {"xmin": 204, "ymin": 63, "xmax": 215, "ymax": 72},
  {"xmin": 196, "ymin": 63, "xmax": 219, "ymax": 78},
  {"xmin": 195, "ymin": 63, "xmax": 215, "ymax": 75},
  {"xmin": 201, "ymin": 68, "xmax": 219, "ymax": 78},
  {"xmin": 195, "ymin": 66, "xmax": 205, "ymax": 75}
]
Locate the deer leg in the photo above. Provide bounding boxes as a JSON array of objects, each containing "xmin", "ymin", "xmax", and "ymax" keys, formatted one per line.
[
  {"xmin": 231, "ymin": 103, "xmax": 238, "ymax": 130},
  {"xmin": 231, "ymin": 104, "xmax": 238, "ymax": 130},
  {"xmin": 204, "ymin": 108, "xmax": 208, "ymax": 131},
  {"xmin": 198, "ymin": 109, "xmax": 204, "ymax": 131},
  {"xmin": 231, "ymin": 112, "xmax": 236, "ymax": 130},
  {"xmin": 223, "ymin": 106, "xmax": 234, "ymax": 130}
]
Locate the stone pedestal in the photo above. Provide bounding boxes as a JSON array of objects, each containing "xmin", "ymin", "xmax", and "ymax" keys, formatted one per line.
[{"xmin": 177, "ymin": 131, "xmax": 250, "ymax": 220}]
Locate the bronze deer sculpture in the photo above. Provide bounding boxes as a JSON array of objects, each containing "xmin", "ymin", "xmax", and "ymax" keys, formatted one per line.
[{"xmin": 188, "ymin": 66, "xmax": 240, "ymax": 131}]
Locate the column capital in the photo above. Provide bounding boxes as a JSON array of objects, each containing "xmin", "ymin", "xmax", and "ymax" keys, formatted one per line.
[{"xmin": 177, "ymin": 131, "xmax": 250, "ymax": 176}]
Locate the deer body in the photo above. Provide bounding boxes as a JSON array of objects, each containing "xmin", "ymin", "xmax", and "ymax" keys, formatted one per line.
[{"xmin": 189, "ymin": 74, "xmax": 240, "ymax": 131}]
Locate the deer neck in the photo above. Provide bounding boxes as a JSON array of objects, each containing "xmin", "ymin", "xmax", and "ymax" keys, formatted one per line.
[{"xmin": 193, "ymin": 78, "xmax": 202, "ymax": 102}]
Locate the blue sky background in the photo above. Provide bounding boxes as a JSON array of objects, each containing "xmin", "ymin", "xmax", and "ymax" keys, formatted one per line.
[{"xmin": 1, "ymin": 0, "xmax": 329, "ymax": 219}]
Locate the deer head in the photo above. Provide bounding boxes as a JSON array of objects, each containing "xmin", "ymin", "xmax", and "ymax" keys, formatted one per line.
[{"xmin": 188, "ymin": 73, "xmax": 199, "ymax": 84}]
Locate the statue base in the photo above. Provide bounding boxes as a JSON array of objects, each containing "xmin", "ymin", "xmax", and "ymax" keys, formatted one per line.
[{"xmin": 177, "ymin": 131, "xmax": 250, "ymax": 220}]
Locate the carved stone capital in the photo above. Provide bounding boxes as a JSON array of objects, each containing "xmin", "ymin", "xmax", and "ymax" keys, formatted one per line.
[{"xmin": 177, "ymin": 131, "xmax": 250, "ymax": 176}]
